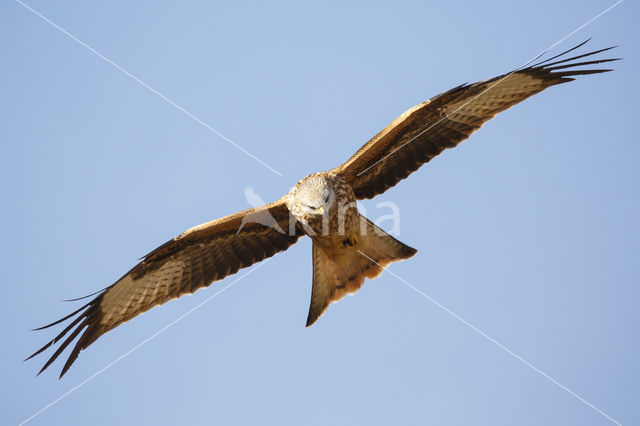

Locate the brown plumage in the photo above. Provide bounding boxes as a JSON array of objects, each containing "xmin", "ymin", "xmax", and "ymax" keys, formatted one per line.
[
  {"xmin": 28, "ymin": 40, "xmax": 618, "ymax": 377},
  {"xmin": 336, "ymin": 41, "xmax": 618, "ymax": 199},
  {"xmin": 28, "ymin": 202, "xmax": 303, "ymax": 377}
]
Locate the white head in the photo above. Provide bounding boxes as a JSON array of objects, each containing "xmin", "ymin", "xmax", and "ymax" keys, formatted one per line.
[{"xmin": 288, "ymin": 174, "xmax": 336, "ymax": 222}]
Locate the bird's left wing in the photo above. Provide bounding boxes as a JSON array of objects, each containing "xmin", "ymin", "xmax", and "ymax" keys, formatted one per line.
[
  {"xmin": 333, "ymin": 41, "xmax": 619, "ymax": 200},
  {"xmin": 28, "ymin": 199, "xmax": 303, "ymax": 378}
]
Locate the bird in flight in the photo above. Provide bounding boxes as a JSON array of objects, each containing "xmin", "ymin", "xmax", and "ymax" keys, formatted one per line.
[{"xmin": 28, "ymin": 40, "xmax": 618, "ymax": 378}]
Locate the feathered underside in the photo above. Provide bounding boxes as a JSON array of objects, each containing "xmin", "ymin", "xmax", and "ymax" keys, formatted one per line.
[
  {"xmin": 334, "ymin": 39, "xmax": 620, "ymax": 200},
  {"xmin": 28, "ymin": 200, "xmax": 303, "ymax": 378}
]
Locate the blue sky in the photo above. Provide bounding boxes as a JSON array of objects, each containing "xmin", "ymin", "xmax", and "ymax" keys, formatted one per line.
[{"xmin": 2, "ymin": 1, "xmax": 638, "ymax": 425}]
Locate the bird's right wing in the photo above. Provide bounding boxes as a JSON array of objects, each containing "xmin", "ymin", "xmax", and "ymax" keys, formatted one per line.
[{"xmin": 28, "ymin": 199, "xmax": 303, "ymax": 378}]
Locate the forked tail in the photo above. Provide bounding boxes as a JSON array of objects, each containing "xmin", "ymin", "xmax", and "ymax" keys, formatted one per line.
[{"xmin": 306, "ymin": 215, "xmax": 417, "ymax": 326}]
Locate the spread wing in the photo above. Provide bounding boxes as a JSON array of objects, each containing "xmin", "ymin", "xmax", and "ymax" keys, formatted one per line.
[
  {"xmin": 333, "ymin": 40, "xmax": 619, "ymax": 199},
  {"xmin": 28, "ymin": 199, "xmax": 303, "ymax": 378}
]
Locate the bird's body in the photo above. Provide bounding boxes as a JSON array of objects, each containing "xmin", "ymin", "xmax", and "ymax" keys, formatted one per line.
[
  {"xmin": 28, "ymin": 40, "xmax": 619, "ymax": 377},
  {"xmin": 286, "ymin": 172, "xmax": 417, "ymax": 325}
]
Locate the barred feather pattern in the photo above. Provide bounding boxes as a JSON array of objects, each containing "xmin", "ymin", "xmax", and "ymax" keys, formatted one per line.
[{"xmin": 334, "ymin": 41, "xmax": 619, "ymax": 200}]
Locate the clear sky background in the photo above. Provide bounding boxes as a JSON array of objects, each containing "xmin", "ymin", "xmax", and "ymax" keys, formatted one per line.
[{"xmin": 2, "ymin": 1, "xmax": 638, "ymax": 425}]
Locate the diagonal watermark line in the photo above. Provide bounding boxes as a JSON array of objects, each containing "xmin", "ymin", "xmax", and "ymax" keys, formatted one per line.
[
  {"xmin": 533, "ymin": 0, "xmax": 623, "ymax": 55},
  {"xmin": 356, "ymin": 0, "xmax": 623, "ymax": 178},
  {"xmin": 19, "ymin": 258, "xmax": 272, "ymax": 426},
  {"xmin": 16, "ymin": 0, "xmax": 283, "ymax": 177},
  {"xmin": 357, "ymin": 250, "xmax": 622, "ymax": 426}
]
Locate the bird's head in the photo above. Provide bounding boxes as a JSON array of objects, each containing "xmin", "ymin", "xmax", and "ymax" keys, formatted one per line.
[{"xmin": 288, "ymin": 173, "xmax": 336, "ymax": 223}]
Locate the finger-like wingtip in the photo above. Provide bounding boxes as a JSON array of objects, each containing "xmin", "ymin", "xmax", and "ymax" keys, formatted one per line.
[
  {"xmin": 31, "ymin": 302, "xmax": 91, "ymax": 331},
  {"xmin": 530, "ymin": 38, "xmax": 593, "ymax": 68}
]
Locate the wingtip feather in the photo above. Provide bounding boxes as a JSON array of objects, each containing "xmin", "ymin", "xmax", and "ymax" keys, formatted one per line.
[{"xmin": 31, "ymin": 302, "xmax": 91, "ymax": 331}]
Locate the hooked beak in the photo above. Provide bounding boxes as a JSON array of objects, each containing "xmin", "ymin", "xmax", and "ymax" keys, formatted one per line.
[{"xmin": 318, "ymin": 205, "xmax": 328, "ymax": 219}]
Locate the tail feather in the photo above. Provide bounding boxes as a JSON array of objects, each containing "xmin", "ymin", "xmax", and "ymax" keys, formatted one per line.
[{"xmin": 306, "ymin": 215, "xmax": 416, "ymax": 326}]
